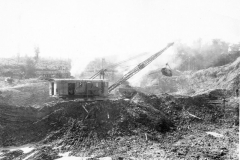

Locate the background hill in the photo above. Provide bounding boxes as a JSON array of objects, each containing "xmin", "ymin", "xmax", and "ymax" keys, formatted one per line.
[{"xmin": 140, "ymin": 57, "xmax": 240, "ymax": 96}]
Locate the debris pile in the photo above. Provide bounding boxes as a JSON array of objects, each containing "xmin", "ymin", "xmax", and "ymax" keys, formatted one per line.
[
  {"xmin": 39, "ymin": 100, "xmax": 174, "ymax": 151},
  {"xmin": 0, "ymin": 88, "xmax": 238, "ymax": 159},
  {"xmin": 0, "ymin": 99, "xmax": 173, "ymax": 148},
  {"xmin": 133, "ymin": 92, "xmax": 224, "ymax": 124}
]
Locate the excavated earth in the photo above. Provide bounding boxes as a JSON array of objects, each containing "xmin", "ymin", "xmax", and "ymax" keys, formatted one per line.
[{"xmin": 0, "ymin": 89, "xmax": 238, "ymax": 159}]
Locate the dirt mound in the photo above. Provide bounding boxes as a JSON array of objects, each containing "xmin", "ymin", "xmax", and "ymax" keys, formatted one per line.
[
  {"xmin": 0, "ymin": 99, "xmax": 173, "ymax": 148},
  {"xmin": 134, "ymin": 92, "xmax": 224, "ymax": 124},
  {"xmin": 0, "ymin": 90, "xmax": 238, "ymax": 159},
  {"xmin": 130, "ymin": 92, "xmax": 238, "ymax": 159},
  {"xmin": 38, "ymin": 100, "xmax": 173, "ymax": 151}
]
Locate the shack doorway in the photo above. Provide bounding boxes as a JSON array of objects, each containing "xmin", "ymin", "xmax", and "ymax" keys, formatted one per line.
[
  {"xmin": 68, "ymin": 83, "xmax": 75, "ymax": 95},
  {"xmin": 50, "ymin": 82, "xmax": 54, "ymax": 95}
]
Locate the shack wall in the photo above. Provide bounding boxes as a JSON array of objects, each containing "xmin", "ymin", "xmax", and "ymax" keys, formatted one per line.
[{"xmin": 50, "ymin": 80, "xmax": 109, "ymax": 98}]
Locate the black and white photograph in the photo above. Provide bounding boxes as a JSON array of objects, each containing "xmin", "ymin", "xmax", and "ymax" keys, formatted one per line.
[{"xmin": 0, "ymin": 0, "xmax": 239, "ymax": 159}]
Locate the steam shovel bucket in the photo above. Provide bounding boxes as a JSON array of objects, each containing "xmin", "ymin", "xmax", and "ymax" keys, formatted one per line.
[{"xmin": 161, "ymin": 68, "xmax": 172, "ymax": 77}]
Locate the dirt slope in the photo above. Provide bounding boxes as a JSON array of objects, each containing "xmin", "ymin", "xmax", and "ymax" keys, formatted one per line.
[
  {"xmin": 189, "ymin": 57, "xmax": 240, "ymax": 95},
  {"xmin": 141, "ymin": 57, "xmax": 240, "ymax": 95},
  {"xmin": 0, "ymin": 78, "xmax": 56, "ymax": 107}
]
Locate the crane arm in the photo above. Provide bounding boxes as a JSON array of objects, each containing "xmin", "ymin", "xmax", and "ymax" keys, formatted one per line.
[
  {"xmin": 90, "ymin": 69, "xmax": 107, "ymax": 79},
  {"xmin": 108, "ymin": 42, "xmax": 174, "ymax": 93},
  {"xmin": 90, "ymin": 52, "xmax": 148, "ymax": 79}
]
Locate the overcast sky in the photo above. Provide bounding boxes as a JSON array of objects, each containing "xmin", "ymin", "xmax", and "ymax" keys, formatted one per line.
[{"xmin": 0, "ymin": 0, "xmax": 240, "ymax": 59}]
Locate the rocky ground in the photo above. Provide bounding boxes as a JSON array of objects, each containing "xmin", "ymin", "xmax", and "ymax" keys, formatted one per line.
[{"xmin": 0, "ymin": 89, "xmax": 239, "ymax": 160}]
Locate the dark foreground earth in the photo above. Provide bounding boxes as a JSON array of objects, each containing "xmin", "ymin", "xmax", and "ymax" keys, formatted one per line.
[{"xmin": 0, "ymin": 91, "xmax": 239, "ymax": 160}]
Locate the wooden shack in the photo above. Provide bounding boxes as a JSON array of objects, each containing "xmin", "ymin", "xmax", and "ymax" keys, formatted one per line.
[{"xmin": 49, "ymin": 79, "xmax": 109, "ymax": 100}]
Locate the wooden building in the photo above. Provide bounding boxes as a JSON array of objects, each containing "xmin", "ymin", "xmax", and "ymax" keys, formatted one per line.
[{"xmin": 49, "ymin": 79, "xmax": 109, "ymax": 100}]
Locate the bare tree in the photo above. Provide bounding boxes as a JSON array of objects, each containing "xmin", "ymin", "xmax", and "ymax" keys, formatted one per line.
[
  {"xmin": 24, "ymin": 57, "xmax": 36, "ymax": 78},
  {"xmin": 34, "ymin": 47, "xmax": 40, "ymax": 63}
]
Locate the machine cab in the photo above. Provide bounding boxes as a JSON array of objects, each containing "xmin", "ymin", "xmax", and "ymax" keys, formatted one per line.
[{"xmin": 49, "ymin": 79, "xmax": 109, "ymax": 100}]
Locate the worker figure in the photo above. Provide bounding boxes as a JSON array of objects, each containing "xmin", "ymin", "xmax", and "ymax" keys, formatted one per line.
[{"xmin": 235, "ymin": 88, "xmax": 239, "ymax": 126}]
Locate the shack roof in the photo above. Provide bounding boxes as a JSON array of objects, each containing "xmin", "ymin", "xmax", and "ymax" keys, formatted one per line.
[{"xmin": 51, "ymin": 79, "xmax": 108, "ymax": 82}]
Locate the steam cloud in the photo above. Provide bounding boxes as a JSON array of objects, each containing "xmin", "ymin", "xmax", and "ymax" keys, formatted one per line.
[
  {"xmin": 70, "ymin": 39, "xmax": 239, "ymax": 88},
  {"xmin": 70, "ymin": 55, "xmax": 96, "ymax": 78},
  {"xmin": 172, "ymin": 39, "xmax": 239, "ymax": 71}
]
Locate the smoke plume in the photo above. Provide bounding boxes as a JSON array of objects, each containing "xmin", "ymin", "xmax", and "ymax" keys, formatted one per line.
[
  {"xmin": 172, "ymin": 39, "xmax": 240, "ymax": 71},
  {"xmin": 70, "ymin": 54, "xmax": 96, "ymax": 78}
]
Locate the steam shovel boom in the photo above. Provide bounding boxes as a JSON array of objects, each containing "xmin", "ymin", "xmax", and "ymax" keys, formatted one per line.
[
  {"xmin": 48, "ymin": 42, "xmax": 174, "ymax": 100},
  {"xmin": 108, "ymin": 42, "xmax": 174, "ymax": 93}
]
